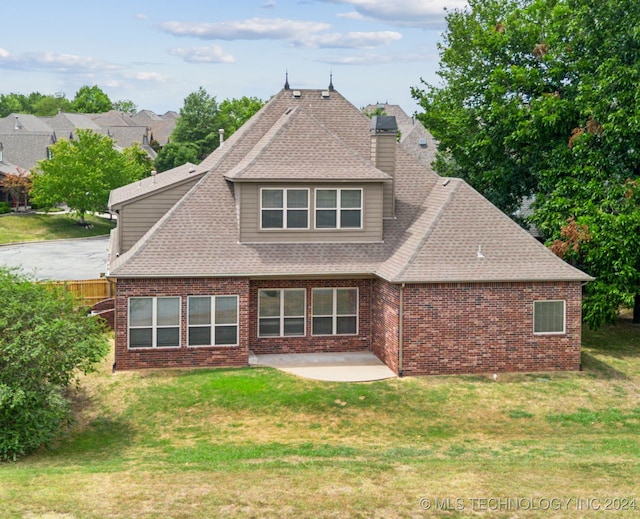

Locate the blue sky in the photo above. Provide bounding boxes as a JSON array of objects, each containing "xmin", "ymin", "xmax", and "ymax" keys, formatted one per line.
[{"xmin": 2, "ymin": 0, "xmax": 466, "ymax": 115}]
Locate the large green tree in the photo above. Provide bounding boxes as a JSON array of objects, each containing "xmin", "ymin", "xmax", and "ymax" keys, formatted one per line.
[
  {"xmin": 412, "ymin": 0, "xmax": 640, "ymax": 327},
  {"xmin": 0, "ymin": 268, "xmax": 109, "ymax": 460},
  {"xmin": 71, "ymin": 85, "xmax": 112, "ymax": 113},
  {"xmin": 156, "ymin": 88, "xmax": 264, "ymax": 170},
  {"xmin": 32, "ymin": 129, "xmax": 148, "ymax": 223}
]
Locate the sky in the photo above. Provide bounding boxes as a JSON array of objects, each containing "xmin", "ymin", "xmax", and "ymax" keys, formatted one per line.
[{"xmin": 1, "ymin": 0, "xmax": 467, "ymax": 116}]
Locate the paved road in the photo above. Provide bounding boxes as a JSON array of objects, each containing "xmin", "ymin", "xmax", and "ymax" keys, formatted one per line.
[{"xmin": 0, "ymin": 236, "xmax": 109, "ymax": 280}]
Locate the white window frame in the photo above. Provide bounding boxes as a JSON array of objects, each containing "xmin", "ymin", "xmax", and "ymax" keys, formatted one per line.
[
  {"xmin": 311, "ymin": 287, "xmax": 359, "ymax": 336},
  {"xmin": 128, "ymin": 296, "xmax": 181, "ymax": 349},
  {"xmin": 260, "ymin": 188, "xmax": 310, "ymax": 230},
  {"xmin": 533, "ymin": 300, "xmax": 566, "ymax": 335},
  {"xmin": 314, "ymin": 188, "xmax": 363, "ymax": 230},
  {"xmin": 187, "ymin": 295, "xmax": 239, "ymax": 347},
  {"xmin": 258, "ymin": 288, "xmax": 306, "ymax": 337}
]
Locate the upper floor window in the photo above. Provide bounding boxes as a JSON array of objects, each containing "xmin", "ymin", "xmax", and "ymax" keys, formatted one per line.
[
  {"xmin": 188, "ymin": 295, "xmax": 239, "ymax": 346},
  {"xmin": 316, "ymin": 189, "xmax": 362, "ymax": 229},
  {"xmin": 129, "ymin": 297, "xmax": 180, "ymax": 348},
  {"xmin": 258, "ymin": 289, "xmax": 305, "ymax": 337},
  {"xmin": 533, "ymin": 300, "xmax": 565, "ymax": 334},
  {"xmin": 261, "ymin": 188, "xmax": 309, "ymax": 229}
]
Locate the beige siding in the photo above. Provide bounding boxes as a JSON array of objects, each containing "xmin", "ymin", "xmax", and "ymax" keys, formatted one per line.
[
  {"xmin": 239, "ymin": 182, "xmax": 384, "ymax": 243},
  {"xmin": 118, "ymin": 180, "xmax": 200, "ymax": 253},
  {"xmin": 370, "ymin": 134, "xmax": 396, "ymax": 218}
]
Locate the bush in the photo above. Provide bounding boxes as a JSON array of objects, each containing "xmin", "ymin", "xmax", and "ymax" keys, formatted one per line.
[
  {"xmin": 0, "ymin": 202, "xmax": 11, "ymax": 214},
  {"xmin": 0, "ymin": 268, "xmax": 109, "ymax": 461}
]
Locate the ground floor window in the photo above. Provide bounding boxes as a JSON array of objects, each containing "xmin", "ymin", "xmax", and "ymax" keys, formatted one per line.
[
  {"xmin": 533, "ymin": 300, "xmax": 565, "ymax": 334},
  {"xmin": 188, "ymin": 296, "xmax": 239, "ymax": 346},
  {"xmin": 312, "ymin": 287, "xmax": 358, "ymax": 335},
  {"xmin": 129, "ymin": 297, "xmax": 180, "ymax": 348},
  {"xmin": 258, "ymin": 288, "xmax": 305, "ymax": 337}
]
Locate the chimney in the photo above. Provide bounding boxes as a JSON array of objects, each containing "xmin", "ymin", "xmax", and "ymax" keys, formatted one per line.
[{"xmin": 370, "ymin": 115, "xmax": 397, "ymax": 218}]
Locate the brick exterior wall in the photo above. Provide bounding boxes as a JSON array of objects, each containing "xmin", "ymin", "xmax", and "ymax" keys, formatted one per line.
[
  {"xmin": 114, "ymin": 278, "xmax": 250, "ymax": 370},
  {"xmin": 114, "ymin": 276, "xmax": 583, "ymax": 376},
  {"xmin": 371, "ymin": 278, "xmax": 400, "ymax": 374},
  {"xmin": 398, "ymin": 281, "xmax": 583, "ymax": 376},
  {"xmin": 249, "ymin": 279, "xmax": 372, "ymax": 354}
]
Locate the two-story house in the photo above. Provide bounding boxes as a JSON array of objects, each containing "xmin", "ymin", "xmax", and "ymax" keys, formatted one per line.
[{"xmin": 106, "ymin": 84, "xmax": 591, "ymax": 376}]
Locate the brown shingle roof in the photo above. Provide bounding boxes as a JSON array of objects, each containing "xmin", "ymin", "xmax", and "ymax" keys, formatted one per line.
[{"xmin": 108, "ymin": 88, "xmax": 591, "ymax": 284}]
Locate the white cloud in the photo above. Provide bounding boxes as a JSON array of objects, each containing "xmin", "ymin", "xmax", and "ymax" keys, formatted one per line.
[
  {"xmin": 261, "ymin": 0, "xmax": 277, "ymax": 8},
  {"xmin": 128, "ymin": 72, "xmax": 170, "ymax": 82},
  {"xmin": 160, "ymin": 18, "xmax": 330, "ymax": 40},
  {"xmin": 336, "ymin": 12, "xmax": 365, "ymax": 20},
  {"xmin": 320, "ymin": 0, "xmax": 467, "ymax": 28},
  {"xmin": 320, "ymin": 50, "xmax": 436, "ymax": 65},
  {"xmin": 135, "ymin": 13, "xmax": 148, "ymax": 20},
  {"xmin": 170, "ymin": 46, "xmax": 235, "ymax": 64},
  {"xmin": 0, "ymin": 48, "xmax": 9, "ymax": 58},
  {"xmin": 293, "ymin": 30, "xmax": 401, "ymax": 49}
]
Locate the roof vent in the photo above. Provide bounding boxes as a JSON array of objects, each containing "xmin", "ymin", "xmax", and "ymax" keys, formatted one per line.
[
  {"xmin": 14, "ymin": 116, "xmax": 20, "ymax": 130},
  {"xmin": 418, "ymin": 138, "xmax": 427, "ymax": 147},
  {"xmin": 292, "ymin": 90, "xmax": 301, "ymax": 98},
  {"xmin": 321, "ymin": 90, "xmax": 330, "ymax": 99}
]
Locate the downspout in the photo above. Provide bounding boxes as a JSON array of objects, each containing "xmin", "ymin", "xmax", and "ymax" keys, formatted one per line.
[{"xmin": 398, "ymin": 283, "xmax": 404, "ymax": 377}]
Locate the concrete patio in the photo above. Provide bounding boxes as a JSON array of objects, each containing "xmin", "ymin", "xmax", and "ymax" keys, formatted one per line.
[{"xmin": 249, "ymin": 351, "xmax": 397, "ymax": 382}]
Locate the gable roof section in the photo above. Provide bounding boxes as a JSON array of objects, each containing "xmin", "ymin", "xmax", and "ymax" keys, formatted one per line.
[
  {"xmin": 108, "ymin": 162, "xmax": 207, "ymax": 208},
  {"xmin": 225, "ymin": 106, "xmax": 390, "ymax": 182}
]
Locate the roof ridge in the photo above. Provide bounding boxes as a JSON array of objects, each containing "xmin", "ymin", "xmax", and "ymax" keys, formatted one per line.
[{"xmin": 224, "ymin": 106, "xmax": 300, "ymax": 179}]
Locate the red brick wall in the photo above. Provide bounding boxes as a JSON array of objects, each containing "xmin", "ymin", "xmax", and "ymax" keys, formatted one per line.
[
  {"xmin": 399, "ymin": 281, "xmax": 583, "ymax": 376},
  {"xmin": 114, "ymin": 278, "xmax": 250, "ymax": 370},
  {"xmin": 249, "ymin": 279, "xmax": 372, "ymax": 354},
  {"xmin": 371, "ymin": 279, "xmax": 400, "ymax": 373}
]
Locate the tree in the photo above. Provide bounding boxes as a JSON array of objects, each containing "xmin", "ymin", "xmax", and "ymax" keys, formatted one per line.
[
  {"xmin": 32, "ymin": 94, "xmax": 72, "ymax": 116},
  {"xmin": 32, "ymin": 129, "xmax": 147, "ymax": 224},
  {"xmin": 0, "ymin": 171, "xmax": 31, "ymax": 208},
  {"xmin": 112, "ymin": 99, "xmax": 138, "ymax": 115},
  {"xmin": 171, "ymin": 87, "xmax": 221, "ymax": 161},
  {"xmin": 217, "ymin": 96, "xmax": 264, "ymax": 135},
  {"xmin": 412, "ymin": 0, "xmax": 640, "ymax": 328},
  {"xmin": 154, "ymin": 142, "xmax": 200, "ymax": 173},
  {"xmin": 0, "ymin": 268, "xmax": 109, "ymax": 460},
  {"xmin": 71, "ymin": 85, "xmax": 112, "ymax": 113}
]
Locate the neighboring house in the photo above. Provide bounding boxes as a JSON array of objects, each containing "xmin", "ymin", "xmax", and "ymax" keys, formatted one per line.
[
  {"xmin": 106, "ymin": 84, "xmax": 591, "ymax": 376},
  {"xmin": 0, "ymin": 109, "xmax": 176, "ymax": 173}
]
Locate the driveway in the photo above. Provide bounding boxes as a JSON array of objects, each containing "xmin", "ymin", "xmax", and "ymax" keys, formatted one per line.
[{"xmin": 0, "ymin": 236, "xmax": 109, "ymax": 280}]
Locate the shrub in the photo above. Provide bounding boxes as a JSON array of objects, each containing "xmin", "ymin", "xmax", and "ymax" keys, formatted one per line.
[
  {"xmin": 0, "ymin": 268, "xmax": 109, "ymax": 461},
  {"xmin": 0, "ymin": 202, "xmax": 11, "ymax": 214}
]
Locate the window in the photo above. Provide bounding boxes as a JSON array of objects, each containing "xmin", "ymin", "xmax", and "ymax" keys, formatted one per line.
[
  {"xmin": 534, "ymin": 300, "xmax": 565, "ymax": 334},
  {"xmin": 188, "ymin": 296, "xmax": 239, "ymax": 346},
  {"xmin": 261, "ymin": 188, "xmax": 309, "ymax": 229},
  {"xmin": 312, "ymin": 288, "xmax": 358, "ymax": 335},
  {"xmin": 258, "ymin": 289, "xmax": 305, "ymax": 337},
  {"xmin": 129, "ymin": 297, "xmax": 180, "ymax": 348},
  {"xmin": 316, "ymin": 189, "xmax": 362, "ymax": 229}
]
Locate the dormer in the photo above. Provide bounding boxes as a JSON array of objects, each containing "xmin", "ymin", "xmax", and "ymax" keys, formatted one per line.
[{"xmin": 225, "ymin": 103, "xmax": 392, "ymax": 244}]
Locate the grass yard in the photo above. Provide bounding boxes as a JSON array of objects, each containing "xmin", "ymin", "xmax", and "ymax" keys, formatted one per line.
[
  {"xmin": 0, "ymin": 213, "xmax": 115, "ymax": 244},
  {"xmin": 1, "ymin": 320, "xmax": 639, "ymax": 518}
]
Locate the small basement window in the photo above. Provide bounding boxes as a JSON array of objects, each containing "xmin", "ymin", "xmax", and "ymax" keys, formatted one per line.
[{"xmin": 533, "ymin": 300, "xmax": 565, "ymax": 334}]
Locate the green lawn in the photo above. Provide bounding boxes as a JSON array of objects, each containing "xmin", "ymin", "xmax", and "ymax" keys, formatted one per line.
[
  {"xmin": 1, "ymin": 321, "xmax": 639, "ymax": 518},
  {"xmin": 0, "ymin": 213, "xmax": 115, "ymax": 244}
]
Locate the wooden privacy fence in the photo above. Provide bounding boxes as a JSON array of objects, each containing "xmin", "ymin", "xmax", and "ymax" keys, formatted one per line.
[{"xmin": 47, "ymin": 278, "xmax": 115, "ymax": 306}]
